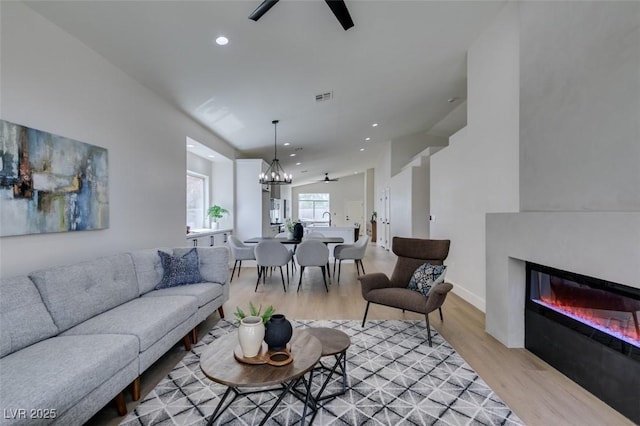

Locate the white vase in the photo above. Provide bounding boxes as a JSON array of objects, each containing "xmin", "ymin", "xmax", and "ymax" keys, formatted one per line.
[
  {"xmin": 238, "ymin": 316, "xmax": 265, "ymax": 358},
  {"xmin": 212, "ymin": 221, "xmax": 220, "ymax": 230}
]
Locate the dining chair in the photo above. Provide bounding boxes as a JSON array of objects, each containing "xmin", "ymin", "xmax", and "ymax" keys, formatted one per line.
[
  {"xmin": 303, "ymin": 231, "xmax": 332, "ymax": 277},
  {"xmin": 333, "ymin": 235, "xmax": 370, "ymax": 283},
  {"xmin": 254, "ymin": 239, "xmax": 293, "ymax": 292},
  {"xmin": 295, "ymin": 239, "xmax": 330, "ymax": 292},
  {"xmin": 276, "ymin": 232, "xmax": 297, "ymax": 272},
  {"xmin": 228, "ymin": 235, "xmax": 256, "ymax": 282}
]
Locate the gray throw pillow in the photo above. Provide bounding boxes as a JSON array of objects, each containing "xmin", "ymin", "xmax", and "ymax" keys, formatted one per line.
[
  {"xmin": 155, "ymin": 248, "xmax": 202, "ymax": 289},
  {"xmin": 407, "ymin": 263, "xmax": 447, "ymax": 296}
]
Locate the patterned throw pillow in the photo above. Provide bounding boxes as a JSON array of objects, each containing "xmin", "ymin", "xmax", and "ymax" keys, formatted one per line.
[
  {"xmin": 155, "ymin": 248, "xmax": 202, "ymax": 289},
  {"xmin": 407, "ymin": 263, "xmax": 447, "ymax": 297}
]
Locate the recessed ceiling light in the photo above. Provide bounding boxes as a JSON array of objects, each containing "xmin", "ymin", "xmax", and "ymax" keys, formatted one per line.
[
  {"xmin": 360, "ymin": 148, "xmax": 365, "ymax": 152},
  {"xmin": 215, "ymin": 36, "xmax": 229, "ymax": 46},
  {"xmin": 289, "ymin": 153, "xmax": 296, "ymax": 157},
  {"xmin": 283, "ymin": 142, "xmax": 290, "ymax": 146},
  {"xmin": 365, "ymin": 137, "xmax": 371, "ymax": 141},
  {"xmin": 186, "ymin": 144, "xmax": 195, "ymax": 148},
  {"xmin": 372, "ymin": 123, "xmax": 378, "ymax": 127},
  {"xmin": 296, "ymin": 162, "xmax": 301, "ymax": 166},
  {"xmin": 353, "ymin": 171, "xmax": 358, "ymax": 174}
]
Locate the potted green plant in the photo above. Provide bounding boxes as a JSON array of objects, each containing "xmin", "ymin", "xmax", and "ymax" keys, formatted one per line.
[
  {"xmin": 234, "ymin": 301, "xmax": 275, "ymax": 326},
  {"xmin": 284, "ymin": 218, "xmax": 295, "ymax": 239},
  {"xmin": 207, "ymin": 205, "xmax": 229, "ymax": 229}
]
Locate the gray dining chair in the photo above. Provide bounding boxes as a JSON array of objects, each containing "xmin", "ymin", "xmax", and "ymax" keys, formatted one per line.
[
  {"xmin": 333, "ymin": 235, "xmax": 370, "ymax": 282},
  {"xmin": 276, "ymin": 231, "xmax": 297, "ymax": 271},
  {"xmin": 295, "ymin": 239, "xmax": 330, "ymax": 292},
  {"xmin": 228, "ymin": 235, "xmax": 256, "ymax": 282},
  {"xmin": 254, "ymin": 239, "xmax": 293, "ymax": 292}
]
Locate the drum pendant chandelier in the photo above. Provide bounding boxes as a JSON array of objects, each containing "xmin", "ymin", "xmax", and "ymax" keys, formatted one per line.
[{"xmin": 259, "ymin": 120, "xmax": 292, "ymax": 185}]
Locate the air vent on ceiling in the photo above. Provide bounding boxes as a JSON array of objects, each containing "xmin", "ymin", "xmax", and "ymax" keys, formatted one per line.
[{"xmin": 315, "ymin": 91, "xmax": 333, "ymax": 102}]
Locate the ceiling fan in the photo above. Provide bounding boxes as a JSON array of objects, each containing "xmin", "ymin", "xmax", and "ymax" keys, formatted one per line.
[
  {"xmin": 249, "ymin": 0, "xmax": 354, "ymax": 31},
  {"xmin": 320, "ymin": 173, "xmax": 339, "ymax": 183}
]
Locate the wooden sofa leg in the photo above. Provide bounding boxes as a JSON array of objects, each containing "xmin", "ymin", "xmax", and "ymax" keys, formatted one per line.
[
  {"xmin": 183, "ymin": 335, "xmax": 191, "ymax": 351},
  {"xmin": 191, "ymin": 327, "xmax": 198, "ymax": 344},
  {"xmin": 218, "ymin": 306, "xmax": 225, "ymax": 318},
  {"xmin": 132, "ymin": 376, "xmax": 141, "ymax": 401},
  {"xmin": 114, "ymin": 392, "xmax": 127, "ymax": 416}
]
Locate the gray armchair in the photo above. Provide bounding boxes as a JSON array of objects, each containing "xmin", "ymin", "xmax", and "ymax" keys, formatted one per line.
[
  {"xmin": 333, "ymin": 235, "xmax": 369, "ymax": 282},
  {"xmin": 357, "ymin": 237, "xmax": 453, "ymax": 346},
  {"xmin": 254, "ymin": 240, "xmax": 293, "ymax": 292},
  {"xmin": 295, "ymin": 239, "xmax": 330, "ymax": 292},
  {"xmin": 228, "ymin": 235, "xmax": 256, "ymax": 282}
]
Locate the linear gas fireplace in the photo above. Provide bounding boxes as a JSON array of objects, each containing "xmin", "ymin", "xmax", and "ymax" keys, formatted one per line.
[{"xmin": 525, "ymin": 262, "xmax": 640, "ymax": 423}]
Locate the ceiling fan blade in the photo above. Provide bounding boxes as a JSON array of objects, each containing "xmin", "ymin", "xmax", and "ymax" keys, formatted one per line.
[
  {"xmin": 324, "ymin": 0, "xmax": 354, "ymax": 31},
  {"xmin": 248, "ymin": 0, "xmax": 280, "ymax": 22}
]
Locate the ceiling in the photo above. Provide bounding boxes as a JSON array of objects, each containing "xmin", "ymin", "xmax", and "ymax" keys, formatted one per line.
[{"xmin": 25, "ymin": 0, "xmax": 505, "ymax": 186}]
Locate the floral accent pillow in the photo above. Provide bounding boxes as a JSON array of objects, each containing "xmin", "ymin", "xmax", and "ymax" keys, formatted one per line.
[
  {"xmin": 407, "ymin": 263, "xmax": 447, "ymax": 297},
  {"xmin": 155, "ymin": 248, "xmax": 202, "ymax": 289}
]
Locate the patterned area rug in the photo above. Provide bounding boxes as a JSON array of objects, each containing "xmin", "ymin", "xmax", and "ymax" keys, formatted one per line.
[{"xmin": 121, "ymin": 319, "xmax": 523, "ymax": 426}]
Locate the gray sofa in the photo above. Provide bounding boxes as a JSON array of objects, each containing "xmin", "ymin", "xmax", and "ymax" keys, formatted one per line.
[{"xmin": 0, "ymin": 246, "xmax": 229, "ymax": 425}]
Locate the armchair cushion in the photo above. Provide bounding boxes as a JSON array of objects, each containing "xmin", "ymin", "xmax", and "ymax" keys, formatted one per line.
[
  {"xmin": 155, "ymin": 248, "xmax": 202, "ymax": 289},
  {"xmin": 407, "ymin": 264, "xmax": 447, "ymax": 296}
]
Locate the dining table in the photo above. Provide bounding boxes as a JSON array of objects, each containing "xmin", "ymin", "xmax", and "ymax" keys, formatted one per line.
[
  {"xmin": 244, "ymin": 236, "xmax": 344, "ymax": 279},
  {"xmin": 244, "ymin": 236, "xmax": 344, "ymax": 245}
]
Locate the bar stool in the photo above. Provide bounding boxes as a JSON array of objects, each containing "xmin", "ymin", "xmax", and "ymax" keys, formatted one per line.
[{"xmin": 305, "ymin": 328, "xmax": 350, "ymax": 402}]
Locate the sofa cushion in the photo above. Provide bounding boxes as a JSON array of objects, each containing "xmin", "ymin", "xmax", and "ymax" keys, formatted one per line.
[
  {"xmin": 143, "ymin": 282, "xmax": 224, "ymax": 308},
  {"xmin": 0, "ymin": 334, "xmax": 138, "ymax": 418},
  {"xmin": 29, "ymin": 253, "xmax": 139, "ymax": 332},
  {"xmin": 407, "ymin": 263, "xmax": 447, "ymax": 296},
  {"xmin": 174, "ymin": 246, "xmax": 230, "ymax": 285},
  {"xmin": 61, "ymin": 296, "xmax": 198, "ymax": 352},
  {"xmin": 0, "ymin": 276, "xmax": 59, "ymax": 358},
  {"xmin": 129, "ymin": 248, "xmax": 171, "ymax": 295},
  {"xmin": 155, "ymin": 248, "xmax": 202, "ymax": 289}
]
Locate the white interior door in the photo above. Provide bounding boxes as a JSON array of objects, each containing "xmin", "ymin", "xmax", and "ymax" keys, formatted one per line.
[
  {"xmin": 384, "ymin": 187, "xmax": 391, "ymax": 251},
  {"xmin": 345, "ymin": 200, "xmax": 364, "ymax": 228}
]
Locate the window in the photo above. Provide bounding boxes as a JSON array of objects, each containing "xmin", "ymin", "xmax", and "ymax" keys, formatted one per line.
[
  {"xmin": 298, "ymin": 193, "xmax": 330, "ymax": 221},
  {"xmin": 186, "ymin": 171, "xmax": 209, "ymax": 229}
]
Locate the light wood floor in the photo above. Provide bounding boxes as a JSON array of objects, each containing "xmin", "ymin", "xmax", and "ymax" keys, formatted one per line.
[{"xmin": 88, "ymin": 243, "xmax": 633, "ymax": 426}]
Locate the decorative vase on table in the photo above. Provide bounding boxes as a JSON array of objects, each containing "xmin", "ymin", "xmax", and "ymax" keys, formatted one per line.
[
  {"xmin": 238, "ymin": 316, "xmax": 265, "ymax": 358},
  {"xmin": 264, "ymin": 314, "xmax": 293, "ymax": 351},
  {"xmin": 293, "ymin": 223, "xmax": 304, "ymax": 240}
]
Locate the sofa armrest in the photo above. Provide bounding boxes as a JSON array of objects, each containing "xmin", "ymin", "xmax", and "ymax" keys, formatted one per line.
[{"xmin": 194, "ymin": 246, "xmax": 230, "ymax": 285}]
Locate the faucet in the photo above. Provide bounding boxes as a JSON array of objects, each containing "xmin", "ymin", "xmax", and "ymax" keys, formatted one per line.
[{"xmin": 322, "ymin": 211, "xmax": 332, "ymax": 227}]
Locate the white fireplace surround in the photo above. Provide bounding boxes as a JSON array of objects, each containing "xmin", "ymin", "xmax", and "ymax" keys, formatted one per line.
[{"xmin": 485, "ymin": 212, "xmax": 640, "ymax": 348}]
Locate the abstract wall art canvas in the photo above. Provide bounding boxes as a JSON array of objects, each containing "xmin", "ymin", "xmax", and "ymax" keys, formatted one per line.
[{"xmin": 0, "ymin": 120, "xmax": 109, "ymax": 236}]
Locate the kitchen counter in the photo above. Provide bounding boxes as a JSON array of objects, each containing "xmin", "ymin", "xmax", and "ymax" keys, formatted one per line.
[
  {"xmin": 186, "ymin": 228, "xmax": 233, "ymax": 239},
  {"xmin": 186, "ymin": 228, "xmax": 233, "ymax": 247}
]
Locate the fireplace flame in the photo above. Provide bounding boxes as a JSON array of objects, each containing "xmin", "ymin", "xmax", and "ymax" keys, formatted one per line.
[{"xmin": 538, "ymin": 296, "xmax": 640, "ymax": 348}]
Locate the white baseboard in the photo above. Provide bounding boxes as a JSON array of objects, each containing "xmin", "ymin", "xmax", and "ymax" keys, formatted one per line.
[{"xmin": 448, "ymin": 281, "xmax": 486, "ymax": 313}]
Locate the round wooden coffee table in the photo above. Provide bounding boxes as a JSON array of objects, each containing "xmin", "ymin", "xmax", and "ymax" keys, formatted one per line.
[
  {"xmin": 200, "ymin": 329, "xmax": 322, "ymax": 426},
  {"xmin": 305, "ymin": 327, "xmax": 351, "ymax": 401}
]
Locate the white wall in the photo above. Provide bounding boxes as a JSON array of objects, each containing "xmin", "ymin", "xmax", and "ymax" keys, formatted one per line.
[
  {"xmin": 390, "ymin": 160, "xmax": 430, "ymax": 240},
  {"xmin": 486, "ymin": 2, "xmax": 640, "ymax": 346},
  {"xmin": 430, "ymin": 3, "xmax": 520, "ymax": 312},
  {"xmin": 0, "ymin": 2, "xmax": 236, "ymax": 277},
  {"xmin": 211, "ymin": 160, "xmax": 234, "ymax": 231},
  {"xmin": 519, "ymin": 1, "xmax": 640, "ymax": 212}
]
